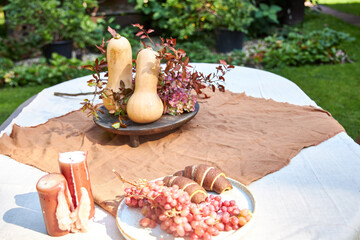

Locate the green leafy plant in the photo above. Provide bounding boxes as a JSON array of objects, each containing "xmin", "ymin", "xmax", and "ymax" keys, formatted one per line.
[
  {"xmin": 255, "ymin": 3, "xmax": 281, "ymax": 23},
  {"xmin": 213, "ymin": 0, "xmax": 257, "ymax": 33},
  {"xmin": 0, "ymin": 53, "xmax": 91, "ymax": 87},
  {"xmin": 129, "ymin": 0, "xmax": 257, "ymax": 38},
  {"xmin": 3, "ymin": 0, "xmax": 102, "ymax": 49},
  {"xmin": 0, "ymin": 57, "xmax": 14, "ymax": 70},
  {"xmin": 255, "ymin": 28, "xmax": 354, "ymax": 68},
  {"xmin": 0, "ymin": 35, "xmax": 42, "ymax": 60},
  {"xmin": 129, "ymin": 0, "xmax": 217, "ymax": 39},
  {"xmin": 248, "ymin": 3, "xmax": 282, "ymax": 37}
]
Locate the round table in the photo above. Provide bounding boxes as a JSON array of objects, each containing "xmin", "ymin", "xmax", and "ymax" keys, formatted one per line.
[{"xmin": 1, "ymin": 64, "xmax": 359, "ymax": 240}]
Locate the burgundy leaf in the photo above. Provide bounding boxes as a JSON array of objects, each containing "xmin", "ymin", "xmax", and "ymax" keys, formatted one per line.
[
  {"xmin": 219, "ymin": 59, "xmax": 228, "ymax": 66},
  {"xmin": 184, "ymin": 56, "xmax": 190, "ymax": 66},
  {"xmin": 165, "ymin": 53, "xmax": 175, "ymax": 60},
  {"xmin": 165, "ymin": 62, "xmax": 171, "ymax": 74},
  {"xmin": 99, "ymin": 62, "xmax": 108, "ymax": 68},
  {"xmin": 132, "ymin": 23, "xmax": 143, "ymax": 30},
  {"xmin": 178, "ymin": 49, "xmax": 185, "ymax": 55},
  {"xmin": 100, "ymin": 37, "xmax": 106, "ymax": 48},
  {"xmin": 218, "ymin": 85, "xmax": 225, "ymax": 92},
  {"xmin": 95, "ymin": 45, "xmax": 106, "ymax": 55},
  {"xmin": 82, "ymin": 65, "xmax": 94, "ymax": 71},
  {"xmin": 161, "ymin": 47, "xmax": 166, "ymax": 55},
  {"xmin": 136, "ymin": 31, "xmax": 144, "ymax": 36},
  {"xmin": 169, "ymin": 46, "xmax": 176, "ymax": 53},
  {"xmin": 108, "ymin": 26, "xmax": 117, "ymax": 38}
]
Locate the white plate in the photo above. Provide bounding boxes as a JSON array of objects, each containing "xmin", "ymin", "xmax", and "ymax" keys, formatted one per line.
[{"xmin": 116, "ymin": 178, "xmax": 256, "ymax": 240}]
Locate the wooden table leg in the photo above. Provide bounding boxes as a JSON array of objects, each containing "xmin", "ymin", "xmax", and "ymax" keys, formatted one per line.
[{"xmin": 129, "ymin": 135, "xmax": 140, "ymax": 147}]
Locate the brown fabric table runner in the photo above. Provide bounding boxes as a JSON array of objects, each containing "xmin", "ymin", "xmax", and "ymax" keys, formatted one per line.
[{"xmin": 0, "ymin": 91, "xmax": 344, "ymax": 216}]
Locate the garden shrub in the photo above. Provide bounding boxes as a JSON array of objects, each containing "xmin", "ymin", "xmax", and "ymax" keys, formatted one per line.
[
  {"xmin": 0, "ymin": 57, "xmax": 14, "ymax": 70},
  {"xmin": 129, "ymin": 0, "xmax": 217, "ymax": 39},
  {"xmin": 129, "ymin": 0, "xmax": 258, "ymax": 39},
  {"xmin": 0, "ymin": 54, "xmax": 92, "ymax": 87},
  {"xmin": 214, "ymin": 0, "xmax": 257, "ymax": 33},
  {"xmin": 4, "ymin": 0, "xmax": 100, "ymax": 48},
  {"xmin": 254, "ymin": 28, "xmax": 354, "ymax": 68},
  {"xmin": 248, "ymin": 2, "xmax": 282, "ymax": 38},
  {"xmin": 0, "ymin": 36, "xmax": 42, "ymax": 61},
  {"xmin": 173, "ymin": 28, "xmax": 354, "ymax": 69},
  {"xmin": 1, "ymin": 0, "xmax": 103, "ymax": 61}
]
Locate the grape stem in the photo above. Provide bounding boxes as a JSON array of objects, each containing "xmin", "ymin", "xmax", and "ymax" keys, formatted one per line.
[
  {"xmin": 124, "ymin": 192, "xmax": 181, "ymax": 218},
  {"xmin": 112, "ymin": 169, "xmax": 138, "ymax": 187},
  {"xmin": 113, "ymin": 169, "xmax": 183, "ymax": 218}
]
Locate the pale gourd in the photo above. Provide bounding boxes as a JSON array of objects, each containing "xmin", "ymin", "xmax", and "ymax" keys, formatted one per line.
[
  {"xmin": 126, "ymin": 48, "xmax": 164, "ymax": 124},
  {"xmin": 103, "ymin": 34, "xmax": 133, "ymax": 112}
]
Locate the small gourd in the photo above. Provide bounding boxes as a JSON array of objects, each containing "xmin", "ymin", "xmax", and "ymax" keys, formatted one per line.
[
  {"xmin": 126, "ymin": 48, "xmax": 163, "ymax": 124},
  {"xmin": 103, "ymin": 34, "xmax": 133, "ymax": 112}
]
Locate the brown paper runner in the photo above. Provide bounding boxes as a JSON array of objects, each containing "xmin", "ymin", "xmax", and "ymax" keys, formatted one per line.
[{"xmin": 0, "ymin": 91, "xmax": 344, "ymax": 216}]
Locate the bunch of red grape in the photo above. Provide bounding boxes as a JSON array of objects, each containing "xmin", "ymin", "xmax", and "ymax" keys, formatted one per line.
[{"xmin": 124, "ymin": 179, "xmax": 252, "ymax": 240}]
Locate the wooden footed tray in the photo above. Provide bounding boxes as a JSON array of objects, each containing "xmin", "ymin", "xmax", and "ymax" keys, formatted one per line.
[{"xmin": 93, "ymin": 103, "xmax": 199, "ymax": 147}]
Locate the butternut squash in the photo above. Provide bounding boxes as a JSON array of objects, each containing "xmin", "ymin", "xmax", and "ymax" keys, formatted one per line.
[
  {"xmin": 103, "ymin": 33, "xmax": 133, "ymax": 112},
  {"xmin": 126, "ymin": 48, "xmax": 163, "ymax": 124}
]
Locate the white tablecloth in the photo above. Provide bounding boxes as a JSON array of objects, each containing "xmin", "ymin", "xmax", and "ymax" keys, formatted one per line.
[{"xmin": 1, "ymin": 63, "xmax": 360, "ymax": 240}]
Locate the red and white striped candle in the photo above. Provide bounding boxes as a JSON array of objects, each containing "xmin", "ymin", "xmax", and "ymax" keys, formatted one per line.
[{"xmin": 58, "ymin": 151, "xmax": 95, "ymax": 219}]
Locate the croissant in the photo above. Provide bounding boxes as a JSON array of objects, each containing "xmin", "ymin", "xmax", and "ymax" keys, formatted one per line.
[
  {"xmin": 174, "ymin": 164, "xmax": 233, "ymax": 194},
  {"xmin": 163, "ymin": 175, "xmax": 207, "ymax": 204}
]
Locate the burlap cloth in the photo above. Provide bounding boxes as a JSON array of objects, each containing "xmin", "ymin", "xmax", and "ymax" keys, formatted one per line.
[{"xmin": 0, "ymin": 91, "xmax": 344, "ymax": 216}]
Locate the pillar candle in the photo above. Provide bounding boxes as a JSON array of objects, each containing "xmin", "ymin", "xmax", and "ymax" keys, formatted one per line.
[
  {"xmin": 36, "ymin": 173, "xmax": 73, "ymax": 237},
  {"xmin": 58, "ymin": 151, "xmax": 95, "ymax": 219}
]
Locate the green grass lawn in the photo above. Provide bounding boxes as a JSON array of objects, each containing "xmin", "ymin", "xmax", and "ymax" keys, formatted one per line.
[
  {"xmin": 0, "ymin": 85, "xmax": 50, "ymax": 127},
  {"xmin": 318, "ymin": 0, "xmax": 360, "ymax": 16},
  {"xmin": 271, "ymin": 63, "xmax": 360, "ymax": 140},
  {"xmin": 270, "ymin": 12, "xmax": 360, "ymax": 140}
]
